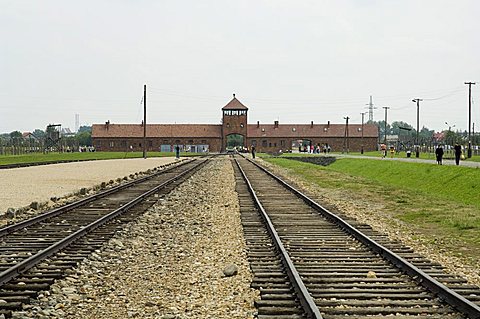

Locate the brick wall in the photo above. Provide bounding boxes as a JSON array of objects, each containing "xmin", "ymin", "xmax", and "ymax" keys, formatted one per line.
[{"xmin": 93, "ymin": 137, "xmax": 223, "ymax": 153}]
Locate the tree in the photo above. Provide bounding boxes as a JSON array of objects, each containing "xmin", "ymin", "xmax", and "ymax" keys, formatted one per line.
[
  {"xmin": 76, "ymin": 131, "xmax": 92, "ymax": 146},
  {"xmin": 9, "ymin": 131, "xmax": 22, "ymax": 139},
  {"xmin": 391, "ymin": 121, "xmax": 414, "ymax": 135},
  {"xmin": 78, "ymin": 126, "xmax": 91, "ymax": 133},
  {"xmin": 32, "ymin": 129, "xmax": 45, "ymax": 139},
  {"xmin": 372, "ymin": 120, "xmax": 391, "ymax": 142}
]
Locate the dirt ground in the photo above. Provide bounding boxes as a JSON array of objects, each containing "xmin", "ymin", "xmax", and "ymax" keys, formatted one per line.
[{"xmin": 0, "ymin": 157, "xmax": 179, "ymax": 213}]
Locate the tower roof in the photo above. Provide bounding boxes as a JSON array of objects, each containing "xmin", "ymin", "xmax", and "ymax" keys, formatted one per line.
[{"xmin": 222, "ymin": 94, "xmax": 248, "ymax": 110}]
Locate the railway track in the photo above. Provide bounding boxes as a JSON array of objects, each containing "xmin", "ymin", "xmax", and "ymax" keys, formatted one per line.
[
  {"xmin": 0, "ymin": 157, "xmax": 209, "ymax": 318},
  {"xmin": 234, "ymin": 155, "xmax": 480, "ymax": 319}
]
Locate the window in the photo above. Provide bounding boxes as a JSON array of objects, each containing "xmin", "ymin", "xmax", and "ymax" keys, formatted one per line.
[
  {"xmin": 139, "ymin": 143, "xmax": 142, "ymax": 147},
  {"xmin": 148, "ymin": 140, "xmax": 153, "ymax": 147},
  {"xmin": 292, "ymin": 127, "xmax": 296, "ymax": 132},
  {"xmin": 226, "ymin": 123, "xmax": 230, "ymax": 128},
  {"xmin": 280, "ymin": 140, "xmax": 285, "ymax": 147},
  {"xmin": 269, "ymin": 143, "xmax": 272, "ymax": 147},
  {"xmin": 163, "ymin": 139, "xmax": 169, "ymax": 144},
  {"xmin": 109, "ymin": 141, "xmax": 114, "ymax": 148},
  {"xmin": 121, "ymin": 140, "xmax": 127, "ymax": 147},
  {"xmin": 262, "ymin": 140, "xmax": 267, "ymax": 147},
  {"xmin": 251, "ymin": 140, "xmax": 257, "ymax": 146},
  {"xmin": 274, "ymin": 143, "xmax": 277, "ymax": 147},
  {"xmin": 240, "ymin": 123, "xmax": 244, "ymax": 128}
]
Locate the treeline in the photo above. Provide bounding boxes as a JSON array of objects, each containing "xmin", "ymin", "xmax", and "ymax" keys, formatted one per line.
[
  {"xmin": 0, "ymin": 126, "xmax": 93, "ymax": 155},
  {"xmin": 372, "ymin": 120, "xmax": 476, "ymax": 146}
]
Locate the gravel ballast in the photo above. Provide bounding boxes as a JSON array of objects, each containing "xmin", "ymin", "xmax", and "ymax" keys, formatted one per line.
[
  {"xmin": 257, "ymin": 157, "xmax": 480, "ymax": 287},
  {"xmin": 14, "ymin": 158, "xmax": 257, "ymax": 319},
  {"xmin": 0, "ymin": 157, "xmax": 179, "ymax": 213}
]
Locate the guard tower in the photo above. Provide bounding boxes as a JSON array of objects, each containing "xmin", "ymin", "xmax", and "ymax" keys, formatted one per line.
[
  {"xmin": 222, "ymin": 94, "xmax": 248, "ymax": 151},
  {"xmin": 44, "ymin": 124, "xmax": 62, "ymax": 152}
]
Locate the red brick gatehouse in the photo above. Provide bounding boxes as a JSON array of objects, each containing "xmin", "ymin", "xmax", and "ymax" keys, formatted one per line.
[{"xmin": 92, "ymin": 95, "xmax": 378, "ymax": 153}]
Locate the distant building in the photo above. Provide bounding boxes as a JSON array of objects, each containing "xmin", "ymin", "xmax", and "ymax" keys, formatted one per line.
[{"xmin": 92, "ymin": 96, "xmax": 379, "ymax": 153}]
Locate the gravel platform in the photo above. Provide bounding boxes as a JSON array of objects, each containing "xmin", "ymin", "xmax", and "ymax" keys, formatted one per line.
[
  {"xmin": 13, "ymin": 158, "xmax": 257, "ymax": 319},
  {"xmin": 0, "ymin": 157, "xmax": 179, "ymax": 213}
]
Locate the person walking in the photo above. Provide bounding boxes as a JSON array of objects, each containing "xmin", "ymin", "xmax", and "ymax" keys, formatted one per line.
[
  {"xmin": 251, "ymin": 145, "xmax": 256, "ymax": 159},
  {"xmin": 380, "ymin": 144, "xmax": 387, "ymax": 158},
  {"xmin": 175, "ymin": 145, "xmax": 180, "ymax": 159},
  {"xmin": 435, "ymin": 145, "xmax": 444, "ymax": 165},
  {"xmin": 454, "ymin": 143, "xmax": 462, "ymax": 165}
]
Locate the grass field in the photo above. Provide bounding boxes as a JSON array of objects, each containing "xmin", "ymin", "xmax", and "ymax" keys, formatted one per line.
[
  {"xmin": 345, "ymin": 150, "xmax": 480, "ymax": 162},
  {"xmin": 0, "ymin": 152, "xmax": 202, "ymax": 166},
  {"xmin": 262, "ymin": 156, "xmax": 480, "ymax": 259},
  {"xmin": 272, "ymin": 150, "xmax": 480, "ymax": 162}
]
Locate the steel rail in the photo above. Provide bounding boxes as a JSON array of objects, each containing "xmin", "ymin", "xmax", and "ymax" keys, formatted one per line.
[
  {"xmin": 0, "ymin": 158, "xmax": 208, "ymax": 286},
  {"xmin": 244, "ymin": 155, "xmax": 480, "ymax": 319},
  {"xmin": 0, "ymin": 158, "xmax": 194, "ymax": 238},
  {"xmin": 0, "ymin": 158, "xmax": 100, "ymax": 170},
  {"xmin": 234, "ymin": 158, "xmax": 323, "ymax": 319}
]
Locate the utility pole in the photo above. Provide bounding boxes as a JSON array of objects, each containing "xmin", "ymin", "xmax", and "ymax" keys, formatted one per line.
[
  {"xmin": 143, "ymin": 84, "xmax": 147, "ymax": 159},
  {"xmin": 473, "ymin": 122, "xmax": 476, "ymax": 150},
  {"xmin": 382, "ymin": 107, "xmax": 390, "ymax": 146},
  {"xmin": 465, "ymin": 82, "xmax": 476, "ymax": 158},
  {"xmin": 360, "ymin": 112, "xmax": 366, "ymax": 154},
  {"xmin": 472, "ymin": 123, "xmax": 476, "ymax": 150},
  {"xmin": 412, "ymin": 98, "xmax": 423, "ymax": 158},
  {"xmin": 343, "ymin": 116, "xmax": 350, "ymax": 154}
]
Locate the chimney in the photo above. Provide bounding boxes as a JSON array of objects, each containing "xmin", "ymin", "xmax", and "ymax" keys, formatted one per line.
[
  {"xmin": 311, "ymin": 121, "xmax": 314, "ymax": 128},
  {"xmin": 257, "ymin": 121, "xmax": 260, "ymax": 128},
  {"xmin": 274, "ymin": 120, "xmax": 279, "ymax": 128},
  {"xmin": 327, "ymin": 120, "xmax": 330, "ymax": 127},
  {"xmin": 105, "ymin": 120, "xmax": 110, "ymax": 130}
]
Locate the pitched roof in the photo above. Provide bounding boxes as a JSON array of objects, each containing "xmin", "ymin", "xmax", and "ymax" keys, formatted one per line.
[
  {"xmin": 222, "ymin": 96, "xmax": 248, "ymax": 110},
  {"xmin": 92, "ymin": 124, "xmax": 222, "ymax": 138},
  {"xmin": 247, "ymin": 123, "xmax": 378, "ymax": 138}
]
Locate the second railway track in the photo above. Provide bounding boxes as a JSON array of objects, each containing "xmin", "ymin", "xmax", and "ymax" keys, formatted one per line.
[
  {"xmin": 234, "ymin": 155, "xmax": 480, "ymax": 319},
  {"xmin": 0, "ymin": 157, "xmax": 210, "ymax": 318}
]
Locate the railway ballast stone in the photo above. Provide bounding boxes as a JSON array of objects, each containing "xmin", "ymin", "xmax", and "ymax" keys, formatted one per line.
[
  {"xmin": 5, "ymin": 208, "xmax": 15, "ymax": 219},
  {"xmin": 29, "ymin": 201, "xmax": 40, "ymax": 210},
  {"xmin": 16, "ymin": 158, "xmax": 257, "ymax": 319},
  {"xmin": 223, "ymin": 264, "xmax": 239, "ymax": 277}
]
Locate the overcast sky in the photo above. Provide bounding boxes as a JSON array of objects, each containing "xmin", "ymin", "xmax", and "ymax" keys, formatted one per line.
[{"xmin": 1, "ymin": 0, "xmax": 479, "ymax": 133}]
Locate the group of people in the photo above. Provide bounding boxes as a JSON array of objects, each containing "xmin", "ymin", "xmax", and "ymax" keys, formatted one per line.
[
  {"xmin": 380, "ymin": 144, "xmax": 395, "ymax": 158},
  {"xmin": 435, "ymin": 143, "xmax": 463, "ymax": 165},
  {"xmin": 299, "ymin": 143, "xmax": 331, "ymax": 154}
]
